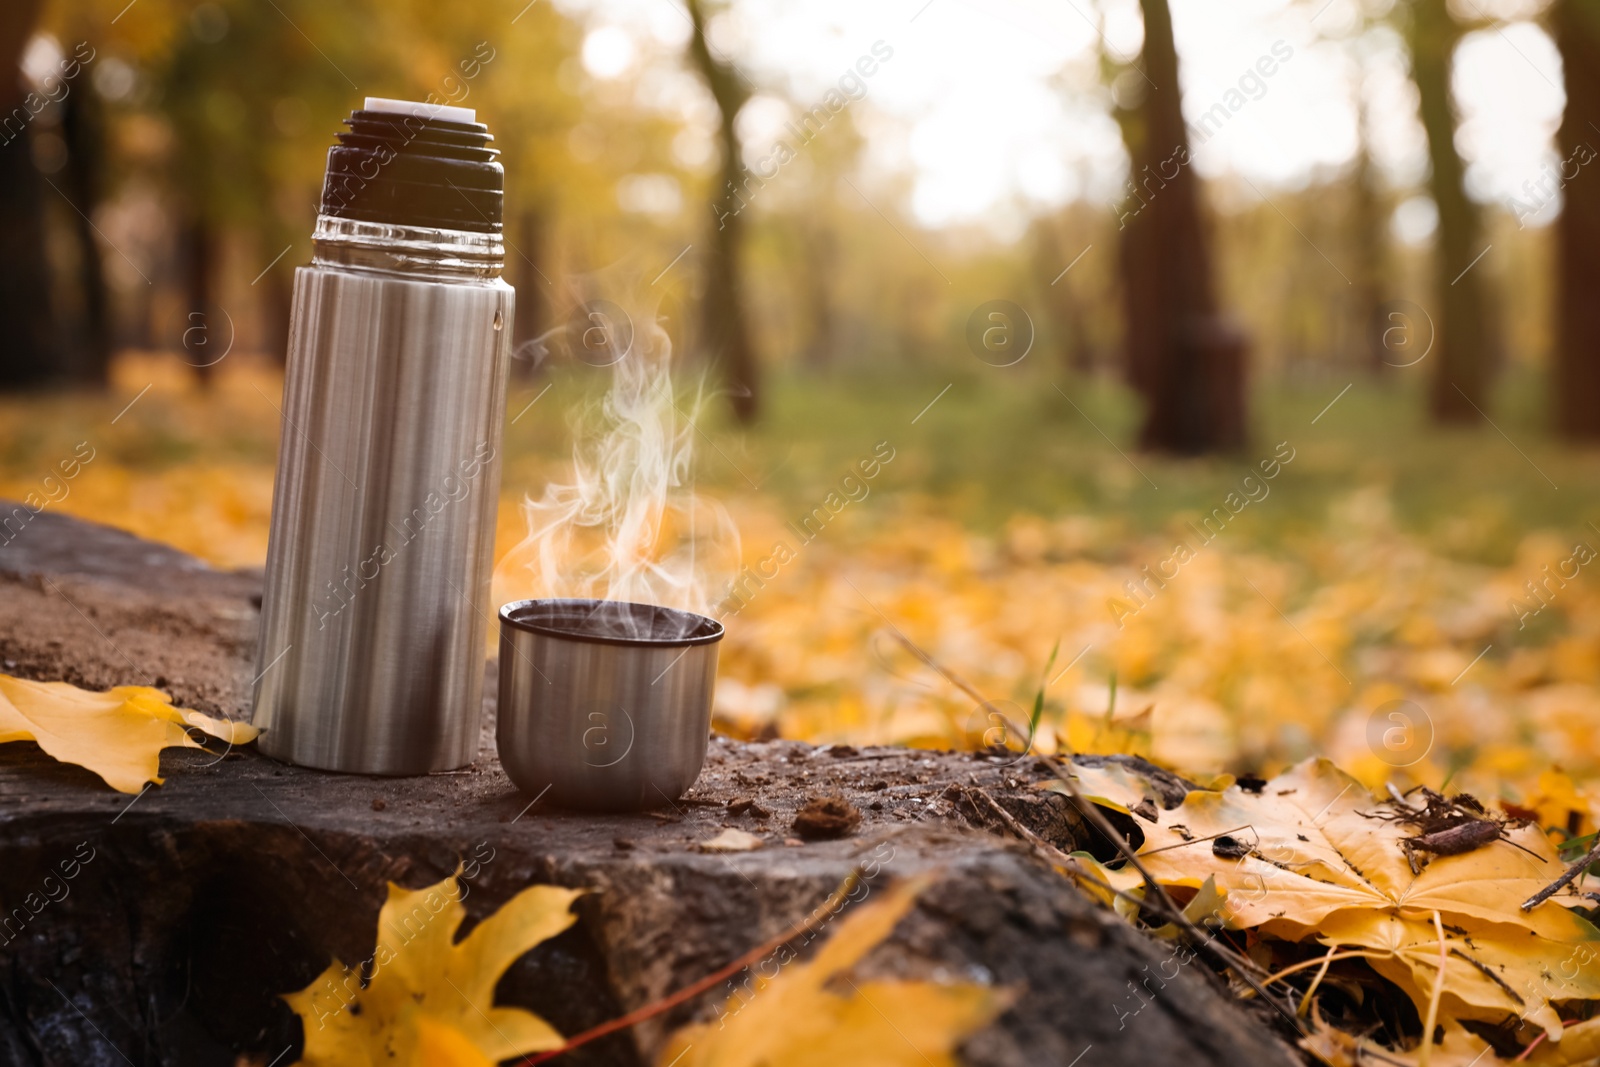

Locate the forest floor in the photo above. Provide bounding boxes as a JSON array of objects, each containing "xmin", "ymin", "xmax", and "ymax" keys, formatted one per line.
[{"xmin": 5, "ymin": 352, "xmax": 1599, "ymax": 802}]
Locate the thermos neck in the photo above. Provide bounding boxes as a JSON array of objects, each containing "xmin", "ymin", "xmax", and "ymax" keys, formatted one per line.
[
  {"xmin": 310, "ymin": 98, "xmax": 506, "ymax": 282},
  {"xmin": 312, "ymin": 214, "xmax": 505, "ymax": 283}
]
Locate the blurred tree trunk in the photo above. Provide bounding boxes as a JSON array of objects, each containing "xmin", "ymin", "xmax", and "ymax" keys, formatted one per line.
[
  {"xmin": 259, "ymin": 259, "xmax": 292, "ymax": 367},
  {"xmin": 1406, "ymin": 0, "xmax": 1493, "ymax": 422},
  {"xmin": 182, "ymin": 217, "xmax": 218, "ymax": 389},
  {"xmin": 1351, "ymin": 115, "xmax": 1391, "ymax": 375},
  {"xmin": 60, "ymin": 79, "xmax": 112, "ymax": 389},
  {"xmin": 1553, "ymin": 0, "xmax": 1600, "ymax": 439},
  {"xmin": 1034, "ymin": 218, "xmax": 1096, "ymax": 376},
  {"xmin": 0, "ymin": 0, "xmax": 57, "ymax": 390},
  {"xmin": 512, "ymin": 206, "xmax": 550, "ymax": 379},
  {"xmin": 800, "ymin": 217, "xmax": 835, "ymax": 370},
  {"xmin": 1117, "ymin": 0, "xmax": 1247, "ymax": 453},
  {"xmin": 686, "ymin": 0, "xmax": 759, "ymax": 423},
  {"xmin": 256, "ymin": 209, "xmax": 297, "ymax": 367}
]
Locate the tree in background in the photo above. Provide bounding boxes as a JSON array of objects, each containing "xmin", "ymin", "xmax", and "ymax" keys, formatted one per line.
[
  {"xmin": 1350, "ymin": 86, "xmax": 1392, "ymax": 375},
  {"xmin": 56, "ymin": 52, "xmax": 112, "ymax": 386},
  {"xmin": 1553, "ymin": 0, "xmax": 1600, "ymax": 440},
  {"xmin": 154, "ymin": 0, "xmax": 371, "ymax": 386},
  {"xmin": 787, "ymin": 109, "xmax": 863, "ymax": 372},
  {"xmin": 33, "ymin": 0, "xmax": 667, "ymax": 389},
  {"xmin": 375, "ymin": 0, "xmax": 575, "ymax": 378},
  {"xmin": 1404, "ymin": 0, "xmax": 1496, "ymax": 422},
  {"xmin": 686, "ymin": 0, "xmax": 760, "ymax": 423},
  {"xmin": 1032, "ymin": 206, "xmax": 1104, "ymax": 377},
  {"xmin": 0, "ymin": 0, "xmax": 61, "ymax": 389},
  {"xmin": 1114, "ymin": 0, "xmax": 1247, "ymax": 453}
]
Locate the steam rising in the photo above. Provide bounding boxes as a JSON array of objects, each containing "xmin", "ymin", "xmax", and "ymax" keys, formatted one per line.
[{"xmin": 495, "ymin": 296, "xmax": 739, "ymax": 636}]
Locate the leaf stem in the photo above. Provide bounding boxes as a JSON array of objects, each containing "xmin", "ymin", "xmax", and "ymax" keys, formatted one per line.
[
  {"xmin": 1249, "ymin": 948, "xmax": 1382, "ymax": 992},
  {"xmin": 1419, "ymin": 910, "xmax": 1446, "ymax": 1067},
  {"xmin": 1296, "ymin": 945, "xmax": 1339, "ymax": 1018}
]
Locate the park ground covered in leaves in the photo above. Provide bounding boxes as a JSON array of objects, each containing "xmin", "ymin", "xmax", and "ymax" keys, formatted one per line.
[{"xmin": 8, "ymin": 355, "xmax": 1600, "ymax": 1065}]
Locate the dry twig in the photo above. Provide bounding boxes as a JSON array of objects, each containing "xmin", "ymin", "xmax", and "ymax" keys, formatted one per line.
[{"xmin": 1522, "ymin": 837, "xmax": 1600, "ymax": 911}]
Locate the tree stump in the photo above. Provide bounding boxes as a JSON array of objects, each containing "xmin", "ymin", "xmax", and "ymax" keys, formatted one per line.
[{"xmin": 0, "ymin": 506, "xmax": 1301, "ymax": 1066}]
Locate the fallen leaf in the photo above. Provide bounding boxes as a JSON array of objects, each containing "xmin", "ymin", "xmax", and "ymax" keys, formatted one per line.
[
  {"xmin": 1066, "ymin": 759, "xmax": 1161, "ymax": 816},
  {"xmin": 1056, "ymin": 758, "xmax": 1600, "ymax": 1039},
  {"xmin": 1150, "ymin": 874, "xmax": 1227, "ymax": 940},
  {"xmin": 0, "ymin": 674, "xmax": 257, "ymax": 793},
  {"xmin": 700, "ymin": 828, "xmax": 765, "ymax": 852},
  {"xmin": 1513, "ymin": 769, "xmax": 1600, "ymax": 845},
  {"xmin": 412, "ymin": 1016, "xmax": 497, "ymax": 1067},
  {"xmin": 1315, "ymin": 909, "xmax": 1600, "ymax": 1040},
  {"xmin": 659, "ymin": 876, "xmax": 1011, "ymax": 1067},
  {"xmin": 1063, "ymin": 702, "xmax": 1153, "ymax": 760},
  {"xmin": 285, "ymin": 872, "xmax": 583, "ymax": 1066}
]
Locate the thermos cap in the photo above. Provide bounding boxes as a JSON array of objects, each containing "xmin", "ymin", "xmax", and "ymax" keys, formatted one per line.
[
  {"xmin": 362, "ymin": 95, "xmax": 476, "ymax": 125},
  {"xmin": 318, "ymin": 98, "xmax": 503, "ymax": 234}
]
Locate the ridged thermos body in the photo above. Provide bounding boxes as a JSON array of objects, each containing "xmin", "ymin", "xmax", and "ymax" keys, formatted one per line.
[{"xmin": 252, "ymin": 98, "xmax": 514, "ymax": 774}]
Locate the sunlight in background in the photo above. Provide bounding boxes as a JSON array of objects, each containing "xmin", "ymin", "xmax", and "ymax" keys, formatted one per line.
[
  {"xmin": 1455, "ymin": 21, "xmax": 1565, "ymax": 217},
  {"xmin": 581, "ymin": 24, "xmax": 638, "ymax": 78},
  {"xmin": 562, "ymin": 0, "xmax": 1567, "ymax": 233}
]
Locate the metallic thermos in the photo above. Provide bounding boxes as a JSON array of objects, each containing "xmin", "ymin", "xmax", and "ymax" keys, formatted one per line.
[{"xmin": 253, "ymin": 98, "xmax": 514, "ymax": 774}]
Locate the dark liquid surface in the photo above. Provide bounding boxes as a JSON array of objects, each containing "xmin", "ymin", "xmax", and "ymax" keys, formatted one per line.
[{"xmin": 503, "ymin": 598, "xmax": 722, "ymax": 646}]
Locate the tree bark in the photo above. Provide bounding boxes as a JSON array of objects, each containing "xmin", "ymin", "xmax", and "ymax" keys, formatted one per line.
[
  {"xmin": 59, "ymin": 80, "xmax": 112, "ymax": 389},
  {"xmin": 1407, "ymin": 0, "xmax": 1494, "ymax": 422},
  {"xmin": 1350, "ymin": 112, "xmax": 1392, "ymax": 375},
  {"xmin": 1553, "ymin": 0, "xmax": 1600, "ymax": 440},
  {"xmin": 182, "ymin": 217, "xmax": 219, "ymax": 388},
  {"xmin": 259, "ymin": 256, "xmax": 292, "ymax": 366},
  {"xmin": 1117, "ymin": 0, "xmax": 1248, "ymax": 454},
  {"xmin": 686, "ymin": 0, "xmax": 760, "ymax": 424},
  {"xmin": 0, "ymin": 0, "xmax": 58, "ymax": 391}
]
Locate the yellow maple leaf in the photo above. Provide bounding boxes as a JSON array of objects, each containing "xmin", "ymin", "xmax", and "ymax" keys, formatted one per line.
[
  {"xmin": 659, "ymin": 876, "xmax": 1011, "ymax": 1067},
  {"xmin": 285, "ymin": 873, "xmax": 582, "ymax": 1066},
  {"xmin": 1315, "ymin": 910, "xmax": 1600, "ymax": 1039},
  {"xmin": 1056, "ymin": 758, "xmax": 1600, "ymax": 1039},
  {"xmin": 412, "ymin": 1017, "xmax": 497, "ymax": 1067},
  {"xmin": 1513, "ymin": 769, "xmax": 1600, "ymax": 841},
  {"xmin": 1059, "ymin": 758, "xmax": 1165, "ymax": 817},
  {"xmin": 0, "ymin": 674, "xmax": 258, "ymax": 793},
  {"xmin": 1062, "ymin": 703, "xmax": 1153, "ymax": 759}
]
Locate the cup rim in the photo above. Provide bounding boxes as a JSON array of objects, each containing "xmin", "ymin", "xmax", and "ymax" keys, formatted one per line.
[{"xmin": 498, "ymin": 597, "xmax": 725, "ymax": 648}]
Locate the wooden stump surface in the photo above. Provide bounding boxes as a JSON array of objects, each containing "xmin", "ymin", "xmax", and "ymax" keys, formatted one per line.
[{"xmin": 0, "ymin": 505, "xmax": 1301, "ymax": 1067}]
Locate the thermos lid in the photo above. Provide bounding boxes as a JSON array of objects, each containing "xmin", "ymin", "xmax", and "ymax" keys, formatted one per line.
[
  {"xmin": 319, "ymin": 97, "xmax": 503, "ymax": 233},
  {"xmin": 362, "ymin": 96, "xmax": 476, "ymax": 125}
]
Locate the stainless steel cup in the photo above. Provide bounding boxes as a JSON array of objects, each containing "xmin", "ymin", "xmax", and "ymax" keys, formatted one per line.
[{"xmin": 497, "ymin": 599, "xmax": 723, "ymax": 811}]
